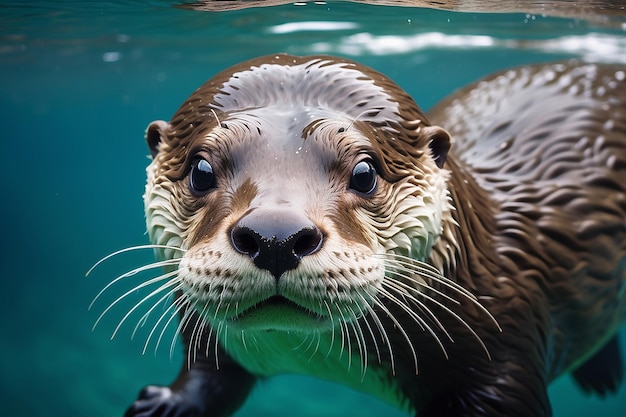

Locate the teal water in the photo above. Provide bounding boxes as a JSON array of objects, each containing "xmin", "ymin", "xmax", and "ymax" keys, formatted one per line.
[{"xmin": 1, "ymin": 1, "xmax": 626, "ymax": 416}]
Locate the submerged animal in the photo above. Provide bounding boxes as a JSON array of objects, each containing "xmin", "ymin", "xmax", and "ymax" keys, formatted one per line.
[{"xmin": 104, "ymin": 54, "xmax": 626, "ymax": 416}]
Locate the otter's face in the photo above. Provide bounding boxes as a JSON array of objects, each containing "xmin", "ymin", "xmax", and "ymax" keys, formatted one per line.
[{"xmin": 143, "ymin": 55, "xmax": 452, "ymax": 334}]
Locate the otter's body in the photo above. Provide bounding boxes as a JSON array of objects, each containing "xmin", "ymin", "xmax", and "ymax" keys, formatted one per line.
[{"xmin": 120, "ymin": 55, "xmax": 626, "ymax": 417}]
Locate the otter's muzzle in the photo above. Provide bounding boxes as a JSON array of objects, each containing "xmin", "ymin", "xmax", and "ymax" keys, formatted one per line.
[{"xmin": 230, "ymin": 208, "xmax": 324, "ymax": 279}]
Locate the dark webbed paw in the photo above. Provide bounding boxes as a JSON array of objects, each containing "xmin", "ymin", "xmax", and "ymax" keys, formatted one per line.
[{"xmin": 124, "ymin": 385, "xmax": 204, "ymax": 417}]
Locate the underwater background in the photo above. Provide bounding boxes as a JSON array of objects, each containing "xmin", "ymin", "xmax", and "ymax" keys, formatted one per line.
[{"xmin": 1, "ymin": 1, "xmax": 626, "ymax": 416}]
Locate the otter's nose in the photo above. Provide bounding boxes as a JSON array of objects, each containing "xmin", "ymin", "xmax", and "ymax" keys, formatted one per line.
[{"xmin": 230, "ymin": 209, "xmax": 323, "ymax": 279}]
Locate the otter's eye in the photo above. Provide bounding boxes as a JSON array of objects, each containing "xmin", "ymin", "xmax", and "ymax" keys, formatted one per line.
[
  {"xmin": 189, "ymin": 157, "xmax": 215, "ymax": 195},
  {"xmin": 349, "ymin": 160, "xmax": 377, "ymax": 194}
]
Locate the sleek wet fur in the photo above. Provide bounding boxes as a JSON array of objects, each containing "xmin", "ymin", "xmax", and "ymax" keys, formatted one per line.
[{"xmin": 95, "ymin": 55, "xmax": 626, "ymax": 417}]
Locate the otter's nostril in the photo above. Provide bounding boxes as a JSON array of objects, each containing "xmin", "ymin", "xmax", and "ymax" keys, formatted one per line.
[
  {"xmin": 292, "ymin": 228, "xmax": 323, "ymax": 260},
  {"xmin": 231, "ymin": 227, "xmax": 261, "ymax": 259}
]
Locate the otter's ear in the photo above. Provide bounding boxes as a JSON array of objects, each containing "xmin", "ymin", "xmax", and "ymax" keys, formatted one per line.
[
  {"xmin": 146, "ymin": 120, "xmax": 169, "ymax": 159},
  {"xmin": 423, "ymin": 125, "xmax": 451, "ymax": 168}
]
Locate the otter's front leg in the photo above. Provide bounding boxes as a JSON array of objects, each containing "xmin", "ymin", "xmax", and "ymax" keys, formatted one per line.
[{"xmin": 125, "ymin": 309, "xmax": 256, "ymax": 417}]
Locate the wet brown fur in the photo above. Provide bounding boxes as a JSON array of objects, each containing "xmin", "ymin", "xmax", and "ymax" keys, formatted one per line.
[
  {"xmin": 425, "ymin": 62, "xmax": 626, "ymax": 414},
  {"xmin": 127, "ymin": 55, "xmax": 626, "ymax": 417}
]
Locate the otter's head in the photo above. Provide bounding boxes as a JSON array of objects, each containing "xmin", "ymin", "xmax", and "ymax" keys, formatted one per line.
[{"xmin": 144, "ymin": 54, "xmax": 454, "ymax": 334}]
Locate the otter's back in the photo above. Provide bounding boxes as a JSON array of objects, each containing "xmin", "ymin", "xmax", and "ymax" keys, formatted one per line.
[
  {"xmin": 427, "ymin": 61, "xmax": 626, "ymax": 379},
  {"xmin": 428, "ymin": 62, "xmax": 626, "ymax": 185}
]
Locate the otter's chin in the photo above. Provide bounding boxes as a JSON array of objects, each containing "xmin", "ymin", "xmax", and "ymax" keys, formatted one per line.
[{"xmin": 224, "ymin": 296, "xmax": 331, "ymax": 332}]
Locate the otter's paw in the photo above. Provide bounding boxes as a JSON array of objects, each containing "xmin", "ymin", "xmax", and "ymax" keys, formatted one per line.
[{"xmin": 124, "ymin": 385, "xmax": 203, "ymax": 417}]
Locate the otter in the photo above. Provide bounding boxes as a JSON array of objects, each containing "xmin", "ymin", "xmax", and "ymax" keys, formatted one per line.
[{"xmin": 110, "ymin": 54, "xmax": 625, "ymax": 416}]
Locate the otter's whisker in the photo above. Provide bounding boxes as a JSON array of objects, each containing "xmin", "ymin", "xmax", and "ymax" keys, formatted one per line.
[
  {"xmin": 300, "ymin": 332, "xmax": 317, "ymax": 357},
  {"xmin": 196, "ymin": 304, "xmax": 211, "ymax": 359},
  {"xmin": 170, "ymin": 298, "xmax": 198, "ymax": 359},
  {"xmin": 391, "ymin": 278, "xmax": 491, "ymax": 360},
  {"xmin": 386, "ymin": 267, "xmax": 461, "ymax": 307},
  {"xmin": 389, "ymin": 269, "xmax": 480, "ymax": 343},
  {"xmin": 132, "ymin": 283, "xmax": 182, "ymax": 340},
  {"xmin": 181, "ymin": 314, "xmax": 200, "ymax": 365},
  {"xmin": 386, "ymin": 267, "xmax": 495, "ymax": 358},
  {"xmin": 135, "ymin": 312, "xmax": 149, "ymax": 332},
  {"xmin": 187, "ymin": 311, "xmax": 199, "ymax": 367},
  {"xmin": 380, "ymin": 283, "xmax": 449, "ymax": 359},
  {"xmin": 111, "ymin": 277, "xmax": 180, "ymax": 340},
  {"xmin": 310, "ymin": 331, "xmax": 321, "ymax": 361},
  {"xmin": 383, "ymin": 254, "xmax": 501, "ymax": 331},
  {"xmin": 308, "ymin": 330, "xmax": 323, "ymax": 362},
  {"xmin": 291, "ymin": 336, "xmax": 305, "ymax": 351},
  {"xmin": 141, "ymin": 289, "xmax": 182, "ymax": 355},
  {"xmin": 378, "ymin": 285, "xmax": 449, "ymax": 361},
  {"xmin": 214, "ymin": 318, "xmax": 226, "ymax": 370},
  {"xmin": 380, "ymin": 253, "xmax": 476, "ymax": 300},
  {"xmin": 301, "ymin": 303, "xmax": 325, "ymax": 358},
  {"xmin": 220, "ymin": 303, "xmax": 232, "ymax": 352},
  {"xmin": 89, "ymin": 259, "xmax": 180, "ymax": 310},
  {"xmin": 213, "ymin": 297, "xmax": 225, "ymax": 321},
  {"xmin": 346, "ymin": 304, "xmax": 368, "ymax": 380},
  {"xmin": 172, "ymin": 301, "xmax": 195, "ymax": 362},
  {"xmin": 241, "ymin": 330, "xmax": 249, "ymax": 354},
  {"xmin": 205, "ymin": 321, "xmax": 215, "ymax": 359},
  {"xmin": 323, "ymin": 300, "xmax": 337, "ymax": 360},
  {"xmin": 344, "ymin": 108, "xmax": 375, "ymax": 132},
  {"xmin": 369, "ymin": 295, "xmax": 419, "ymax": 375},
  {"xmin": 336, "ymin": 303, "xmax": 355, "ymax": 372},
  {"xmin": 188, "ymin": 314, "xmax": 201, "ymax": 367},
  {"xmin": 93, "ymin": 271, "xmax": 178, "ymax": 333},
  {"xmin": 447, "ymin": 312, "xmax": 492, "ymax": 360},
  {"xmin": 385, "ymin": 253, "xmax": 446, "ymax": 278},
  {"xmin": 370, "ymin": 298, "xmax": 396, "ymax": 376},
  {"xmin": 382, "ymin": 255, "xmax": 494, "ymax": 331},
  {"xmin": 189, "ymin": 302, "xmax": 210, "ymax": 367},
  {"xmin": 383, "ymin": 275, "xmax": 454, "ymax": 342},
  {"xmin": 293, "ymin": 332, "xmax": 313, "ymax": 351},
  {"xmin": 210, "ymin": 108, "xmax": 222, "ymax": 127},
  {"xmin": 311, "ymin": 303, "xmax": 325, "ymax": 359},
  {"xmin": 380, "ymin": 254, "xmax": 474, "ymax": 299},
  {"xmin": 86, "ymin": 244, "xmax": 185, "ymax": 277},
  {"xmin": 152, "ymin": 295, "xmax": 188, "ymax": 356},
  {"xmin": 250, "ymin": 333, "xmax": 260, "ymax": 353},
  {"xmin": 308, "ymin": 331, "xmax": 320, "ymax": 356},
  {"xmin": 352, "ymin": 290, "xmax": 384, "ymax": 366},
  {"xmin": 334, "ymin": 301, "xmax": 348, "ymax": 362}
]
